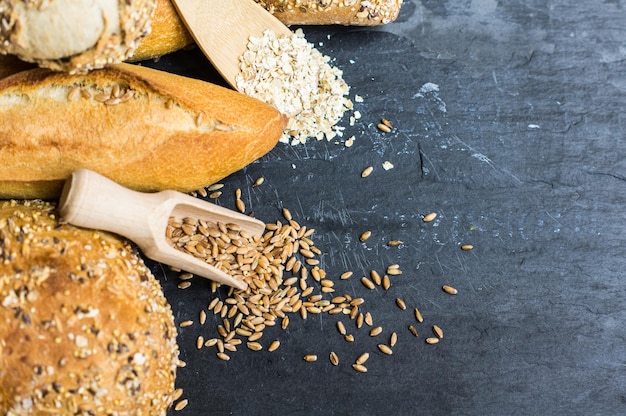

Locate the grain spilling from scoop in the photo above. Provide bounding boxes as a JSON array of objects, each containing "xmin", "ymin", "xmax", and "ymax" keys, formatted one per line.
[{"xmin": 165, "ymin": 202, "xmax": 458, "ymax": 376}]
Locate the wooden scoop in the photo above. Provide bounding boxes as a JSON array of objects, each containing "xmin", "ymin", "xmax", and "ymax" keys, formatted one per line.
[
  {"xmin": 57, "ymin": 169, "xmax": 265, "ymax": 290},
  {"xmin": 171, "ymin": 0, "xmax": 292, "ymax": 91}
]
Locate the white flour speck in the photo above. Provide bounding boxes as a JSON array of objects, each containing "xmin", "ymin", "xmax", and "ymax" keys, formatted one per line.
[
  {"xmin": 419, "ymin": 82, "xmax": 440, "ymax": 94},
  {"xmin": 472, "ymin": 153, "xmax": 491, "ymax": 163},
  {"xmin": 414, "ymin": 82, "xmax": 446, "ymax": 112}
]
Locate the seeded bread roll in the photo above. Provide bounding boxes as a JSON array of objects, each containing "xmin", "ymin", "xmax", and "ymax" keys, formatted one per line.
[
  {"xmin": 0, "ymin": 199, "xmax": 180, "ymax": 415},
  {"xmin": 132, "ymin": 0, "xmax": 402, "ymax": 61},
  {"xmin": 0, "ymin": 0, "xmax": 156, "ymax": 73},
  {"xmin": 0, "ymin": 63, "xmax": 286, "ymax": 200}
]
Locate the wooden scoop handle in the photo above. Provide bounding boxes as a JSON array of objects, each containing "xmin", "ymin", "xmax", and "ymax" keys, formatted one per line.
[
  {"xmin": 58, "ymin": 169, "xmax": 172, "ymax": 248},
  {"xmin": 58, "ymin": 169, "xmax": 250, "ymax": 290}
]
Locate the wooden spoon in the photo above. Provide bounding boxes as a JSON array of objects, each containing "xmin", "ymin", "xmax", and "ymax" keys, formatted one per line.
[
  {"xmin": 57, "ymin": 169, "xmax": 265, "ymax": 290},
  {"xmin": 171, "ymin": 0, "xmax": 292, "ymax": 91}
]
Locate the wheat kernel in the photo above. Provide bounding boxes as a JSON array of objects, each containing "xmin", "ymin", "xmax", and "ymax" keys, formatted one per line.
[
  {"xmin": 369, "ymin": 326, "xmax": 383, "ymax": 337},
  {"xmin": 361, "ymin": 277, "xmax": 375, "ymax": 290},
  {"xmin": 414, "ymin": 307, "xmax": 424, "ymax": 323},
  {"xmin": 423, "ymin": 212, "xmax": 437, "ymax": 222},
  {"xmin": 247, "ymin": 342, "xmax": 263, "ymax": 351},
  {"xmin": 352, "ymin": 364, "xmax": 368, "ymax": 373},
  {"xmin": 370, "ymin": 270, "xmax": 382, "ymax": 285},
  {"xmin": 443, "ymin": 285, "xmax": 458, "ymax": 295},
  {"xmin": 282, "ymin": 208, "xmax": 292, "ymax": 221},
  {"xmin": 361, "ymin": 166, "xmax": 374, "ymax": 177},
  {"xmin": 236, "ymin": 199, "xmax": 245, "ymax": 213},
  {"xmin": 356, "ymin": 352, "xmax": 370, "ymax": 365},
  {"xmin": 390, "ymin": 332, "xmax": 398, "ymax": 347},
  {"xmin": 433, "ymin": 325, "xmax": 444, "ymax": 339},
  {"xmin": 382, "ymin": 275, "xmax": 391, "ymax": 290},
  {"xmin": 378, "ymin": 344, "xmax": 393, "ymax": 355},
  {"xmin": 174, "ymin": 399, "xmax": 189, "ymax": 411},
  {"xmin": 377, "ymin": 123, "xmax": 392, "ymax": 133}
]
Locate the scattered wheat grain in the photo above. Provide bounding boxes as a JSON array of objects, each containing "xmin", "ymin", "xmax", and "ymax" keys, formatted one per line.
[
  {"xmin": 443, "ymin": 285, "xmax": 458, "ymax": 295},
  {"xmin": 304, "ymin": 354, "xmax": 318, "ymax": 362},
  {"xmin": 423, "ymin": 212, "xmax": 437, "ymax": 222}
]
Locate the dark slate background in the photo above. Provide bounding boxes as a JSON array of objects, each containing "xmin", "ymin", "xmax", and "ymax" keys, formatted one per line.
[{"xmin": 140, "ymin": 1, "xmax": 626, "ymax": 414}]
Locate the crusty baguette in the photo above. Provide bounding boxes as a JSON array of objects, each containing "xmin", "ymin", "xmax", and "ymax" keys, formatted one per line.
[
  {"xmin": 132, "ymin": 0, "xmax": 402, "ymax": 61},
  {"xmin": 0, "ymin": 63, "xmax": 286, "ymax": 200}
]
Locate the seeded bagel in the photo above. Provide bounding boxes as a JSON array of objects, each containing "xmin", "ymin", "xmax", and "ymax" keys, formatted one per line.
[
  {"xmin": 0, "ymin": 0, "xmax": 156, "ymax": 73},
  {"xmin": 0, "ymin": 199, "xmax": 180, "ymax": 414}
]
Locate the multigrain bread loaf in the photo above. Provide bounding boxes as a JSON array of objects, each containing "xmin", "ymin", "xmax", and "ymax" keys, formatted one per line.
[
  {"xmin": 132, "ymin": 0, "xmax": 403, "ymax": 61},
  {"xmin": 0, "ymin": 0, "xmax": 156, "ymax": 73},
  {"xmin": 0, "ymin": 199, "xmax": 180, "ymax": 415},
  {"xmin": 256, "ymin": 0, "xmax": 404, "ymax": 26},
  {"xmin": 0, "ymin": 63, "xmax": 286, "ymax": 200}
]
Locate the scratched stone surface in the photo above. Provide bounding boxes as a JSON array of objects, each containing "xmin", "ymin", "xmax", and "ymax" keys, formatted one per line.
[{"xmin": 143, "ymin": 1, "xmax": 626, "ymax": 414}]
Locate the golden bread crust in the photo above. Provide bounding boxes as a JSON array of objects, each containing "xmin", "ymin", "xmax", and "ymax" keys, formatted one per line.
[
  {"xmin": 0, "ymin": 63, "xmax": 286, "ymax": 199},
  {"xmin": 0, "ymin": 199, "xmax": 179, "ymax": 415}
]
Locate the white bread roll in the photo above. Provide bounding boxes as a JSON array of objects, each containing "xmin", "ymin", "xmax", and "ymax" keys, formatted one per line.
[
  {"xmin": 0, "ymin": 0, "xmax": 156, "ymax": 73},
  {"xmin": 0, "ymin": 63, "xmax": 286, "ymax": 200},
  {"xmin": 0, "ymin": 199, "xmax": 180, "ymax": 415}
]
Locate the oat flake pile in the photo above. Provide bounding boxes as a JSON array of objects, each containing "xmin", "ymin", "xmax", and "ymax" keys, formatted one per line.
[{"xmin": 236, "ymin": 29, "xmax": 353, "ymax": 145}]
